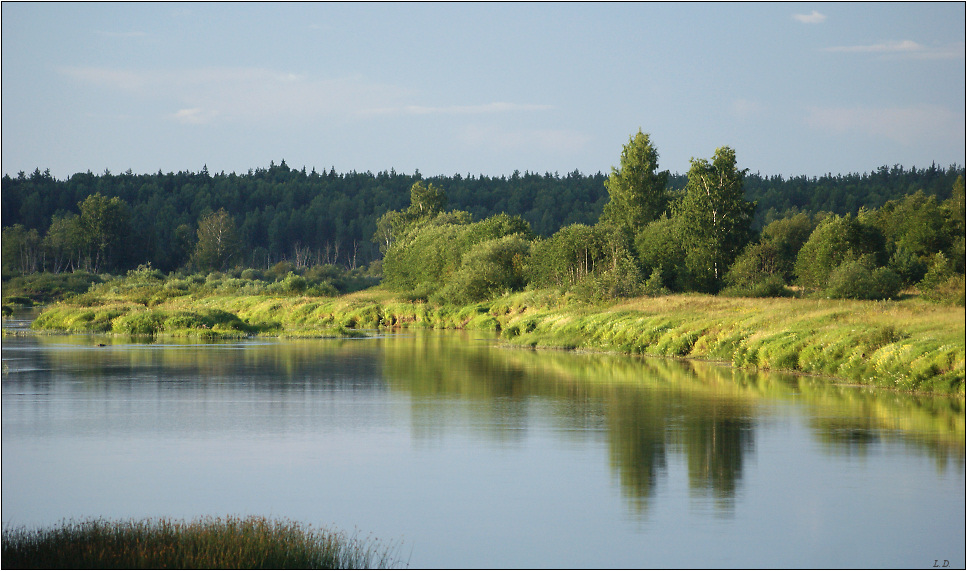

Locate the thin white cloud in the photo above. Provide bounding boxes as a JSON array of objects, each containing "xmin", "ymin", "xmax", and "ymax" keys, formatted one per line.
[
  {"xmin": 824, "ymin": 40, "xmax": 964, "ymax": 59},
  {"xmin": 60, "ymin": 66, "xmax": 415, "ymax": 124},
  {"xmin": 825, "ymin": 40, "xmax": 923, "ymax": 53},
  {"xmin": 365, "ymin": 102, "xmax": 554, "ymax": 116},
  {"xmin": 804, "ymin": 104, "xmax": 963, "ymax": 145},
  {"xmin": 730, "ymin": 98, "xmax": 765, "ymax": 120},
  {"xmin": 171, "ymin": 108, "xmax": 216, "ymax": 125},
  {"xmin": 793, "ymin": 10, "xmax": 826, "ymax": 24},
  {"xmin": 59, "ymin": 66, "xmax": 551, "ymax": 126},
  {"xmin": 95, "ymin": 30, "xmax": 148, "ymax": 38},
  {"xmin": 460, "ymin": 124, "xmax": 590, "ymax": 155}
]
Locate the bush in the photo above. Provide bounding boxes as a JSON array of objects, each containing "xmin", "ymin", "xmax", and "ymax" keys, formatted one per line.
[
  {"xmin": 824, "ymin": 261, "xmax": 901, "ymax": 300},
  {"xmin": 282, "ymin": 272, "xmax": 308, "ymax": 294},
  {"xmin": 433, "ymin": 235, "xmax": 531, "ymax": 304},
  {"xmin": 725, "ymin": 241, "xmax": 784, "ymax": 290},
  {"xmin": 635, "ymin": 217, "xmax": 686, "ymax": 291},
  {"xmin": 126, "ymin": 264, "xmax": 164, "ymax": 282},
  {"xmin": 921, "ymin": 275, "xmax": 966, "ymax": 305},
  {"xmin": 919, "ymin": 253, "xmax": 965, "ymax": 304},
  {"xmin": 641, "ymin": 269, "xmax": 671, "ymax": 296},
  {"xmin": 795, "ymin": 214, "xmax": 887, "ymax": 290},
  {"xmin": 721, "ymin": 275, "xmax": 791, "ymax": 298},
  {"xmin": 113, "ymin": 310, "xmax": 165, "ymax": 335},
  {"xmin": 887, "ymin": 245, "xmax": 927, "ymax": 286},
  {"xmin": 240, "ymin": 268, "xmax": 262, "ymax": 281},
  {"xmin": 267, "ymin": 261, "xmax": 295, "ymax": 280},
  {"xmin": 383, "ymin": 214, "xmax": 531, "ymax": 297},
  {"xmin": 1, "ymin": 271, "xmax": 102, "ymax": 303}
]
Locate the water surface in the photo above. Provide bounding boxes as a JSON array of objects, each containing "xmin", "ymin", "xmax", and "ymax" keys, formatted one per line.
[{"xmin": 2, "ymin": 324, "xmax": 964, "ymax": 568}]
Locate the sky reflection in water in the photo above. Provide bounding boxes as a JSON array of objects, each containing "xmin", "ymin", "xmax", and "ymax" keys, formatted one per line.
[{"xmin": 2, "ymin": 330, "xmax": 963, "ymax": 568}]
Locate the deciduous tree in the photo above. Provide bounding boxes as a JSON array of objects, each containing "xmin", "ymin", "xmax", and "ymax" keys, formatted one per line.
[
  {"xmin": 677, "ymin": 147, "xmax": 755, "ymax": 291},
  {"xmin": 193, "ymin": 209, "xmax": 241, "ymax": 272},
  {"xmin": 78, "ymin": 193, "xmax": 131, "ymax": 272}
]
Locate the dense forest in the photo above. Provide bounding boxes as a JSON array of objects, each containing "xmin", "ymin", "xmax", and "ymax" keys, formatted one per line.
[
  {"xmin": 2, "ymin": 131, "xmax": 964, "ymax": 306},
  {"xmin": 2, "ymin": 152, "xmax": 962, "ymax": 274}
]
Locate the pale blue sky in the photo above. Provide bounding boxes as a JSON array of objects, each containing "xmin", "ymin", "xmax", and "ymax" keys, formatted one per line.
[{"xmin": 2, "ymin": 2, "xmax": 964, "ymax": 180}]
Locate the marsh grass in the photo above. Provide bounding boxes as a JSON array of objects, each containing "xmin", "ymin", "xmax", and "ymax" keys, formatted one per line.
[
  {"xmin": 25, "ymin": 276, "xmax": 965, "ymax": 394},
  {"xmin": 495, "ymin": 293, "xmax": 965, "ymax": 395},
  {"xmin": 1, "ymin": 515, "xmax": 404, "ymax": 570}
]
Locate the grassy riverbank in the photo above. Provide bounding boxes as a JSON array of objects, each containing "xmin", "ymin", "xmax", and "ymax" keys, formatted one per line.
[
  {"xmin": 492, "ymin": 292, "xmax": 965, "ymax": 395},
  {"xmin": 1, "ymin": 516, "xmax": 403, "ymax": 569},
  {"xmin": 21, "ymin": 278, "xmax": 965, "ymax": 394}
]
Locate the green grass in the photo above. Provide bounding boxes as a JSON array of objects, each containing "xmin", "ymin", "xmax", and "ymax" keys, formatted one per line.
[
  {"xmin": 1, "ymin": 515, "xmax": 404, "ymax": 570},
  {"xmin": 24, "ymin": 276, "xmax": 966, "ymax": 394},
  {"xmin": 495, "ymin": 293, "xmax": 965, "ymax": 394}
]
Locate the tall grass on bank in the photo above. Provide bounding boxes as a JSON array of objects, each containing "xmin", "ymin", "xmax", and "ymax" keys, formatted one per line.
[
  {"xmin": 23, "ymin": 278, "xmax": 966, "ymax": 395},
  {"xmin": 493, "ymin": 293, "xmax": 965, "ymax": 395},
  {"xmin": 1, "ymin": 515, "xmax": 404, "ymax": 570}
]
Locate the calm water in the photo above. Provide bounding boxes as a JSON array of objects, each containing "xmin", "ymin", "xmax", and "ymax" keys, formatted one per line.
[{"xmin": 2, "ymin": 316, "xmax": 964, "ymax": 569}]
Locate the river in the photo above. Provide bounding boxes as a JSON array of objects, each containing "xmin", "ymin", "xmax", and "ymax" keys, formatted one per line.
[{"xmin": 2, "ymin": 314, "xmax": 964, "ymax": 568}]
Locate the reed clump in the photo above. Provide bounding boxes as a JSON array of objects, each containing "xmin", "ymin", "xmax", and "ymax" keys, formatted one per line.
[{"xmin": 1, "ymin": 515, "xmax": 404, "ymax": 570}]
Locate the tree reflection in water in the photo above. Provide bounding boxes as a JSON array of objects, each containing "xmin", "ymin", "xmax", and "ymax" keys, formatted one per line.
[{"xmin": 22, "ymin": 330, "xmax": 965, "ymax": 514}]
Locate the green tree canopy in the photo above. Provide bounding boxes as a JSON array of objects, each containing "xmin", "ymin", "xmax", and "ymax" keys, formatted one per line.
[
  {"xmin": 600, "ymin": 130, "xmax": 669, "ymax": 234},
  {"xmin": 193, "ymin": 208, "xmax": 242, "ymax": 272},
  {"xmin": 78, "ymin": 193, "xmax": 131, "ymax": 272},
  {"xmin": 406, "ymin": 181, "xmax": 447, "ymax": 220},
  {"xmin": 677, "ymin": 147, "xmax": 755, "ymax": 292},
  {"xmin": 382, "ymin": 212, "xmax": 531, "ymax": 298},
  {"xmin": 794, "ymin": 213, "xmax": 887, "ymax": 290}
]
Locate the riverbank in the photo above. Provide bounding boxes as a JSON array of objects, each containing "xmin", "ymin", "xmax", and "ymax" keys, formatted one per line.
[
  {"xmin": 21, "ymin": 287, "xmax": 965, "ymax": 395},
  {"xmin": 1, "ymin": 516, "xmax": 402, "ymax": 569}
]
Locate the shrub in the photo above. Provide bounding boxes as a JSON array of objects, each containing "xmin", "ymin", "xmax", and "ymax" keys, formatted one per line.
[
  {"xmin": 919, "ymin": 254, "xmax": 965, "ymax": 304},
  {"xmin": 795, "ymin": 214, "xmax": 887, "ymax": 290},
  {"xmin": 282, "ymin": 272, "xmax": 308, "ymax": 294},
  {"xmin": 113, "ymin": 310, "xmax": 165, "ymax": 335},
  {"xmin": 307, "ymin": 282, "xmax": 339, "ymax": 297},
  {"xmin": 530, "ymin": 223, "xmax": 630, "ymax": 291},
  {"xmin": 268, "ymin": 260, "xmax": 296, "ymax": 280},
  {"xmin": 641, "ymin": 269, "xmax": 671, "ymax": 296},
  {"xmin": 576, "ymin": 250, "xmax": 644, "ymax": 301},
  {"xmin": 635, "ymin": 217, "xmax": 686, "ymax": 291},
  {"xmin": 725, "ymin": 241, "xmax": 784, "ymax": 290},
  {"xmin": 433, "ymin": 235, "xmax": 531, "ymax": 304},
  {"xmin": 383, "ymin": 214, "xmax": 531, "ymax": 297},
  {"xmin": 239, "ymin": 268, "xmax": 262, "ymax": 281},
  {"xmin": 887, "ymin": 245, "xmax": 927, "ymax": 286},
  {"xmin": 824, "ymin": 261, "xmax": 901, "ymax": 300},
  {"xmin": 721, "ymin": 275, "xmax": 791, "ymax": 298}
]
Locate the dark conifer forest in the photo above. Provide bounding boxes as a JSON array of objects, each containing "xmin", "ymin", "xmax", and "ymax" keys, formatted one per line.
[
  {"xmin": 2, "ymin": 122, "xmax": 964, "ymax": 316},
  {"xmin": 3, "ymin": 159, "xmax": 962, "ymax": 275}
]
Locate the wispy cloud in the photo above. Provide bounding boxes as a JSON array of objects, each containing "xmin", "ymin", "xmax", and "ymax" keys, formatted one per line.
[
  {"xmin": 60, "ymin": 66, "xmax": 414, "ymax": 125},
  {"xmin": 364, "ymin": 102, "xmax": 553, "ymax": 116},
  {"xmin": 793, "ymin": 10, "xmax": 826, "ymax": 24},
  {"xmin": 171, "ymin": 108, "xmax": 215, "ymax": 125},
  {"xmin": 824, "ymin": 40, "xmax": 964, "ymax": 59},
  {"xmin": 730, "ymin": 98, "xmax": 765, "ymax": 120},
  {"xmin": 825, "ymin": 40, "xmax": 922, "ymax": 54},
  {"xmin": 460, "ymin": 124, "xmax": 590, "ymax": 155},
  {"xmin": 804, "ymin": 104, "xmax": 963, "ymax": 145},
  {"xmin": 59, "ymin": 66, "xmax": 553, "ymax": 126},
  {"xmin": 95, "ymin": 30, "xmax": 148, "ymax": 39}
]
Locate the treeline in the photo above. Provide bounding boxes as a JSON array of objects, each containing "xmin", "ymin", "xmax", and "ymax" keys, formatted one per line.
[
  {"xmin": 0, "ymin": 164, "xmax": 606, "ymax": 274},
  {"xmin": 378, "ymin": 131, "xmax": 965, "ymax": 304},
  {"xmin": 1, "ymin": 155, "xmax": 962, "ymax": 277}
]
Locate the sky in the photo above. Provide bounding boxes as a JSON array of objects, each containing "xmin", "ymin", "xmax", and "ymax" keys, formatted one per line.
[{"xmin": 2, "ymin": 2, "xmax": 964, "ymax": 180}]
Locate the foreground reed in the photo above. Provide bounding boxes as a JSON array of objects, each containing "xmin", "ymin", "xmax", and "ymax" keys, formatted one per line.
[{"xmin": 1, "ymin": 515, "xmax": 405, "ymax": 569}]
